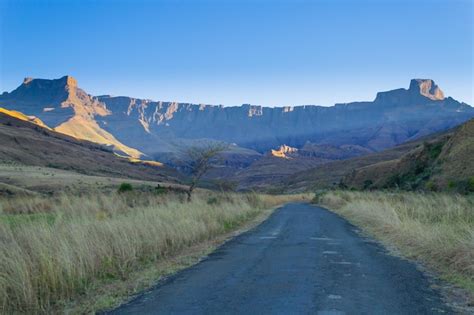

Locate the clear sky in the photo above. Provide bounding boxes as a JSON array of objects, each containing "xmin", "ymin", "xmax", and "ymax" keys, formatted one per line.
[{"xmin": 0, "ymin": 0, "xmax": 472, "ymax": 106}]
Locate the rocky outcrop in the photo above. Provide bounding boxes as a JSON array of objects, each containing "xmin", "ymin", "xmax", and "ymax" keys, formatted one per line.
[
  {"xmin": 409, "ymin": 79, "xmax": 444, "ymax": 101},
  {"xmin": 270, "ymin": 145, "xmax": 298, "ymax": 159}
]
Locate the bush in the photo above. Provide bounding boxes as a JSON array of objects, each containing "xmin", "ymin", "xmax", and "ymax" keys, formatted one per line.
[
  {"xmin": 363, "ymin": 180, "xmax": 373, "ymax": 190},
  {"xmin": 207, "ymin": 197, "xmax": 219, "ymax": 205},
  {"xmin": 448, "ymin": 180, "xmax": 456, "ymax": 189},
  {"xmin": 469, "ymin": 177, "xmax": 474, "ymax": 193},
  {"xmin": 426, "ymin": 141, "xmax": 444, "ymax": 160},
  {"xmin": 311, "ymin": 190, "xmax": 327, "ymax": 204},
  {"xmin": 446, "ymin": 178, "xmax": 474, "ymax": 194},
  {"xmin": 154, "ymin": 184, "xmax": 168, "ymax": 195},
  {"xmin": 425, "ymin": 181, "xmax": 437, "ymax": 192},
  {"xmin": 117, "ymin": 183, "xmax": 133, "ymax": 193}
]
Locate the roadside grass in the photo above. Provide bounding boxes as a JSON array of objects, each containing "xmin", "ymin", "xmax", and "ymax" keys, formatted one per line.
[
  {"xmin": 0, "ymin": 190, "xmax": 309, "ymax": 314},
  {"xmin": 318, "ymin": 190, "xmax": 474, "ymax": 298}
]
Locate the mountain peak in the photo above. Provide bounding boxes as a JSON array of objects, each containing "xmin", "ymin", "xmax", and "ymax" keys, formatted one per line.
[
  {"xmin": 61, "ymin": 75, "xmax": 78, "ymax": 88},
  {"xmin": 408, "ymin": 79, "xmax": 444, "ymax": 100},
  {"xmin": 23, "ymin": 77, "xmax": 34, "ymax": 84},
  {"xmin": 21, "ymin": 75, "xmax": 78, "ymax": 88}
]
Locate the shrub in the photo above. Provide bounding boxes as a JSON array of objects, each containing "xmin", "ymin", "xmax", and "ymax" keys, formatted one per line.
[
  {"xmin": 426, "ymin": 141, "xmax": 444, "ymax": 160},
  {"xmin": 311, "ymin": 190, "xmax": 327, "ymax": 204},
  {"xmin": 363, "ymin": 179, "xmax": 374, "ymax": 190},
  {"xmin": 469, "ymin": 177, "xmax": 474, "ymax": 193},
  {"xmin": 207, "ymin": 196, "xmax": 219, "ymax": 205},
  {"xmin": 425, "ymin": 181, "xmax": 437, "ymax": 191},
  {"xmin": 154, "ymin": 184, "xmax": 168, "ymax": 195},
  {"xmin": 117, "ymin": 183, "xmax": 133, "ymax": 193},
  {"xmin": 448, "ymin": 180, "xmax": 456, "ymax": 189}
]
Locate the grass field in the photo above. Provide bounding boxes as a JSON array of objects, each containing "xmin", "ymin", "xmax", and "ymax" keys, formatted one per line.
[
  {"xmin": 318, "ymin": 190, "xmax": 474, "ymax": 299},
  {"xmin": 0, "ymin": 189, "xmax": 309, "ymax": 313},
  {"xmin": 0, "ymin": 163, "xmax": 185, "ymax": 195}
]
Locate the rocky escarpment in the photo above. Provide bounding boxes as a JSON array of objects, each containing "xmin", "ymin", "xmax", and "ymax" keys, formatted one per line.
[
  {"xmin": 97, "ymin": 78, "xmax": 473, "ymax": 154},
  {"xmin": 1, "ymin": 77, "xmax": 473, "ymax": 160}
]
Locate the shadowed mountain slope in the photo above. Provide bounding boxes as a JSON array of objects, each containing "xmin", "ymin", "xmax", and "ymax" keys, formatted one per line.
[
  {"xmin": 0, "ymin": 76, "xmax": 142, "ymax": 157},
  {"xmin": 281, "ymin": 129, "xmax": 454, "ymax": 192},
  {"xmin": 0, "ymin": 108, "xmax": 179, "ymax": 182},
  {"xmin": 281, "ymin": 118, "xmax": 474, "ymax": 193},
  {"xmin": 342, "ymin": 119, "xmax": 474, "ymax": 192},
  {"xmin": 227, "ymin": 144, "xmax": 374, "ymax": 190}
]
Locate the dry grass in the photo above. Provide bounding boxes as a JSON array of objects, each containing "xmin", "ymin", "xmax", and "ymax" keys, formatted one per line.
[
  {"xmin": 319, "ymin": 190, "xmax": 474, "ymax": 295},
  {"xmin": 0, "ymin": 190, "xmax": 309, "ymax": 313}
]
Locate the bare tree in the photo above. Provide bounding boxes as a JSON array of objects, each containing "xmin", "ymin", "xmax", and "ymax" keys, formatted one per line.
[{"xmin": 183, "ymin": 143, "xmax": 228, "ymax": 201}]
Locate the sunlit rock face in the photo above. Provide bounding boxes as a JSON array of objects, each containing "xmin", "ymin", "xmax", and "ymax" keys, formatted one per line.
[
  {"xmin": 1, "ymin": 77, "xmax": 473, "ymax": 158},
  {"xmin": 270, "ymin": 145, "xmax": 299, "ymax": 159},
  {"xmin": 409, "ymin": 79, "xmax": 445, "ymax": 101}
]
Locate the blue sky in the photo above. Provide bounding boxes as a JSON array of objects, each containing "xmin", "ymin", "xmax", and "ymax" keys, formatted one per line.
[{"xmin": 0, "ymin": 0, "xmax": 472, "ymax": 106}]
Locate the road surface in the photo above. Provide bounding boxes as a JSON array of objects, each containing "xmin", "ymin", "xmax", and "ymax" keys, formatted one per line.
[{"xmin": 110, "ymin": 203, "xmax": 452, "ymax": 314}]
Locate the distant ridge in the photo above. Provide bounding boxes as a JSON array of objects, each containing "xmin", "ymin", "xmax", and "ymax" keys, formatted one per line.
[{"xmin": 1, "ymin": 76, "xmax": 473, "ymax": 164}]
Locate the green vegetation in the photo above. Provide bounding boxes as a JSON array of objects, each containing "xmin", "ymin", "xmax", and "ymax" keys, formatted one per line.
[
  {"xmin": 425, "ymin": 141, "xmax": 444, "ymax": 160},
  {"xmin": 0, "ymin": 189, "xmax": 309, "ymax": 313},
  {"xmin": 319, "ymin": 190, "xmax": 474, "ymax": 298},
  {"xmin": 154, "ymin": 184, "xmax": 168, "ymax": 195},
  {"xmin": 117, "ymin": 182, "xmax": 133, "ymax": 193},
  {"xmin": 445, "ymin": 177, "xmax": 474, "ymax": 194}
]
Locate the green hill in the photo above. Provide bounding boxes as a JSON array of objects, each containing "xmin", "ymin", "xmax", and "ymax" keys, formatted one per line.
[{"xmin": 342, "ymin": 119, "xmax": 474, "ymax": 192}]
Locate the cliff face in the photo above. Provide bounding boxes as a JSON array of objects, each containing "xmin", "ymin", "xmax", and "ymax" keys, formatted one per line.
[
  {"xmin": 97, "ymin": 78, "xmax": 473, "ymax": 154},
  {"xmin": 1, "ymin": 76, "xmax": 473, "ymax": 159}
]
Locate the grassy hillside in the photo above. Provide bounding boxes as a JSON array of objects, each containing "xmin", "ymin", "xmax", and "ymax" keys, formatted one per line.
[
  {"xmin": 318, "ymin": 191, "xmax": 474, "ymax": 303},
  {"xmin": 0, "ymin": 189, "xmax": 310, "ymax": 313},
  {"xmin": 0, "ymin": 164, "xmax": 187, "ymax": 196},
  {"xmin": 343, "ymin": 119, "xmax": 474, "ymax": 192},
  {"xmin": 282, "ymin": 136, "xmax": 441, "ymax": 192},
  {"xmin": 233, "ymin": 154, "xmax": 330, "ymax": 191},
  {"xmin": 0, "ymin": 110, "xmax": 179, "ymax": 185}
]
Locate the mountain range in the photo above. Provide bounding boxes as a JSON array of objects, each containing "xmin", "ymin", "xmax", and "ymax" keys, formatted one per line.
[
  {"xmin": 0, "ymin": 76, "xmax": 472, "ymax": 190},
  {"xmin": 98, "ymin": 78, "xmax": 472, "ymax": 157}
]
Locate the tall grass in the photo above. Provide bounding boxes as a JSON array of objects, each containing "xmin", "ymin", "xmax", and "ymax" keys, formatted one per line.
[
  {"xmin": 320, "ymin": 190, "xmax": 474, "ymax": 293},
  {"xmin": 0, "ymin": 191, "xmax": 309, "ymax": 313}
]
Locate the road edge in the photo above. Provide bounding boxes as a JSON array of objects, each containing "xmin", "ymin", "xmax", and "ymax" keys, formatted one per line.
[
  {"xmin": 64, "ymin": 202, "xmax": 290, "ymax": 314},
  {"xmin": 317, "ymin": 202, "xmax": 474, "ymax": 314}
]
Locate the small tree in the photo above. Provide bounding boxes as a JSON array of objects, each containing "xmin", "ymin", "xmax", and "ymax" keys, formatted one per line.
[{"xmin": 183, "ymin": 143, "xmax": 227, "ymax": 201}]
